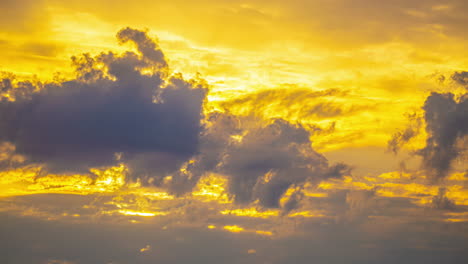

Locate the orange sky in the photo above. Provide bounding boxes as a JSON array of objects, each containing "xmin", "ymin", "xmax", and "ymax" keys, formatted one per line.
[{"xmin": 0, "ymin": 1, "xmax": 467, "ymax": 263}]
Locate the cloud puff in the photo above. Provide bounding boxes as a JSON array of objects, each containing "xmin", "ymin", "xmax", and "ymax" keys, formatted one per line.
[
  {"xmin": 388, "ymin": 80, "xmax": 467, "ymax": 179},
  {"xmin": 452, "ymin": 71, "xmax": 468, "ymax": 88},
  {"xmin": 0, "ymin": 28, "xmax": 207, "ymax": 172},
  {"xmin": 419, "ymin": 92, "xmax": 467, "ymax": 179},
  {"xmin": 117, "ymin": 27, "xmax": 167, "ymax": 67},
  {"xmin": 168, "ymin": 113, "xmax": 351, "ymax": 208}
]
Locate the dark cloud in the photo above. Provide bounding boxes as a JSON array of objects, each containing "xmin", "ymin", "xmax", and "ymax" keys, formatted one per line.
[
  {"xmin": 418, "ymin": 92, "xmax": 467, "ymax": 179},
  {"xmin": 0, "ymin": 28, "xmax": 207, "ymax": 173},
  {"xmin": 452, "ymin": 71, "xmax": 468, "ymax": 88},
  {"xmin": 117, "ymin": 27, "xmax": 167, "ymax": 67},
  {"xmin": 168, "ymin": 113, "xmax": 351, "ymax": 208},
  {"xmin": 388, "ymin": 86, "xmax": 467, "ymax": 179},
  {"xmin": 0, "ymin": 27, "xmax": 350, "ymax": 210},
  {"xmin": 2, "ymin": 201, "xmax": 468, "ymax": 264}
]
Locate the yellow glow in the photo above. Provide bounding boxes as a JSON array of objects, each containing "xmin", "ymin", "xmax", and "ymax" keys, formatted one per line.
[
  {"xmin": 192, "ymin": 173, "xmax": 230, "ymax": 203},
  {"xmin": 136, "ymin": 190, "xmax": 175, "ymax": 200},
  {"xmin": 140, "ymin": 245, "xmax": 151, "ymax": 252},
  {"xmin": 289, "ymin": 211, "xmax": 326, "ymax": 218},
  {"xmin": 444, "ymin": 212, "xmax": 468, "ymax": 222},
  {"xmin": 118, "ymin": 210, "xmax": 167, "ymax": 217},
  {"xmin": 223, "ymin": 225, "xmax": 245, "ymax": 233},
  {"xmin": 446, "ymin": 185, "xmax": 468, "ymax": 206},
  {"xmin": 378, "ymin": 172, "xmax": 412, "ymax": 180},
  {"xmin": 448, "ymin": 173, "xmax": 467, "ymax": 181},
  {"xmin": 255, "ymin": 230, "xmax": 273, "ymax": 236},
  {"xmin": 220, "ymin": 208, "xmax": 279, "ymax": 219},
  {"xmin": 0, "ymin": 164, "xmax": 128, "ymax": 197}
]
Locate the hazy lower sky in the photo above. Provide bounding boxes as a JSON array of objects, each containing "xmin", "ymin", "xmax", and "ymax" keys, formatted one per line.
[{"xmin": 0, "ymin": 1, "xmax": 467, "ymax": 263}]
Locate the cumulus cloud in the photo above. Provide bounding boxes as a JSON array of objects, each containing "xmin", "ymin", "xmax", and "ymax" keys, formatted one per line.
[
  {"xmin": 388, "ymin": 81, "xmax": 467, "ymax": 179},
  {"xmin": 0, "ymin": 27, "xmax": 351, "ymax": 210},
  {"xmin": 117, "ymin": 27, "xmax": 167, "ymax": 67},
  {"xmin": 0, "ymin": 27, "xmax": 207, "ymax": 173},
  {"xmin": 419, "ymin": 92, "xmax": 467, "ymax": 179},
  {"xmin": 168, "ymin": 113, "xmax": 351, "ymax": 208}
]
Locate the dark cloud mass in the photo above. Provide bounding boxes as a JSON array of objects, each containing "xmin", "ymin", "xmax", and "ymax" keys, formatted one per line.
[
  {"xmin": 168, "ymin": 113, "xmax": 351, "ymax": 208},
  {"xmin": 0, "ymin": 28, "xmax": 349, "ymax": 209},
  {"xmin": 419, "ymin": 92, "xmax": 467, "ymax": 179},
  {"xmin": 0, "ymin": 27, "xmax": 207, "ymax": 172},
  {"xmin": 388, "ymin": 81, "xmax": 467, "ymax": 179}
]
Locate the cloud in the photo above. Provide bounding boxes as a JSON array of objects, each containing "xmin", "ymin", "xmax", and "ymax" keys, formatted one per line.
[
  {"xmin": 418, "ymin": 92, "xmax": 467, "ymax": 179},
  {"xmin": 0, "ymin": 28, "xmax": 207, "ymax": 173},
  {"xmin": 0, "ymin": 27, "xmax": 351, "ymax": 211},
  {"xmin": 117, "ymin": 27, "xmax": 167, "ymax": 67},
  {"xmin": 452, "ymin": 71, "xmax": 468, "ymax": 88},
  {"xmin": 431, "ymin": 187, "xmax": 455, "ymax": 210},
  {"xmin": 217, "ymin": 88, "xmax": 362, "ymax": 121},
  {"xmin": 168, "ymin": 113, "xmax": 351, "ymax": 208},
  {"xmin": 387, "ymin": 113, "xmax": 422, "ymax": 154},
  {"xmin": 388, "ymin": 81, "xmax": 467, "ymax": 179}
]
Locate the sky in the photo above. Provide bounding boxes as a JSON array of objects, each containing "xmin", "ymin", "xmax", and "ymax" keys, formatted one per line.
[{"xmin": 0, "ymin": 0, "xmax": 467, "ymax": 263}]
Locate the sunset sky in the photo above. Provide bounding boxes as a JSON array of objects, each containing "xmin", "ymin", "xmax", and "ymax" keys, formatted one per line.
[{"xmin": 1, "ymin": 1, "xmax": 467, "ymax": 263}]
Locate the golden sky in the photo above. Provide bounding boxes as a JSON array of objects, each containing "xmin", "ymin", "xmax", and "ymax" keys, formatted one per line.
[{"xmin": 0, "ymin": 1, "xmax": 467, "ymax": 263}]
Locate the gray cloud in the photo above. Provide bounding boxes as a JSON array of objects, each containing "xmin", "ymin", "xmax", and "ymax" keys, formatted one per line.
[
  {"xmin": 0, "ymin": 27, "xmax": 351, "ymax": 210},
  {"xmin": 168, "ymin": 113, "xmax": 351, "ymax": 208},
  {"xmin": 0, "ymin": 28, "xmax": 207, "ymax": 173},
  {"xmin": 452, "ymin": 71, "xmax": 468, "ymax": 88},
  {"xmin": 418, "ymin": 92, "xmax": 467, "ymax": 179},
  {"xmin": 388, "ymin": 79, "xmax": 467, "ymax": 179},
  {"xmin": 117, "ymin": 27, "xmax": 167, "ymax": 67}
]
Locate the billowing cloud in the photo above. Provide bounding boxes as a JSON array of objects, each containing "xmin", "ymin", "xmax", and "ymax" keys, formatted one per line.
[
  {"xmin": 387, "ymin": 81, "xmax": 467, "ymax": 179},
  {"xmin": 0, "ymin": 27, "xmax": 352, "ymax": 211},
  {"xmin": 117, "ymin": 27, "xmax": 167, "ymax": 67},
  {"xmin": 0, "ymin": 28, "xmax": 207, "ymax": 173},
  {"xmin": 419, "ymin": 92, "xmax": 467, "ymax": 179},
  {"xmin": 167, "ymin": 113, "xmax": 351, "ymax": 208}
]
